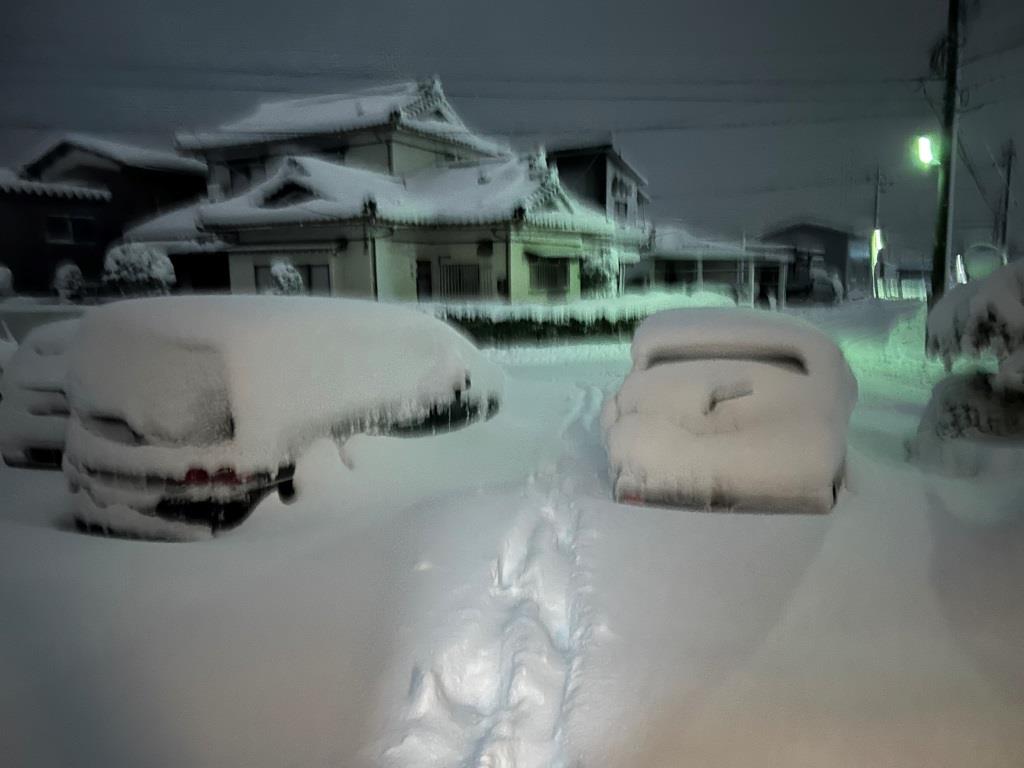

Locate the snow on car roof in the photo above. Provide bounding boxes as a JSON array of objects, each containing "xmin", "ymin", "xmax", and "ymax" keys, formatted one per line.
[
  {"xmin": 0, "ymin": 319, "xmax": 78, "ymax": 390},
  {"xmin": 631, "ymin": 308, "xmax": 857, "ymax": 385},
  {"xmin": 197, "ymin": 154, "xmax": 615, "ymax": 235},
  {"xmin": 66, "ymin": 296, "xmax": 503, "ymax": 471}
]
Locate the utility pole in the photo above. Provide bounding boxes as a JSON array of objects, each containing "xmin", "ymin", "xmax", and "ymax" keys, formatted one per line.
[
  {"xmin": 930, "ymin": 0, "xmax": 961, "ymax": 308},
  {"xmin": 872, "ymin": 164, "xmax": 882, "ymax": 298},
  {"xmin": 999, "ymin": 140, "xmax": 1016, "ymax": 263}
]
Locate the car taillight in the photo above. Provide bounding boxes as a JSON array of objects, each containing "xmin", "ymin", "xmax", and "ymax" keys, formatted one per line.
[
  {"xmin": 212, "ymin": 467, "xmax": 244, "ymax": 485},
  {"xmin": 183, "ymin": 467, "xmax": 210, "ymax": 485}
]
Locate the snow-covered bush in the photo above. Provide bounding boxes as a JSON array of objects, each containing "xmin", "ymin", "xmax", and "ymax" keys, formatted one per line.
[
  {"xmin": 53, "ymin": 263, "xmax": 84, "ymax": 302},
  {"xmin": 581, "ymin": 248, "xmax": 620, "ymax": 296},
  {"xmin": 268, "ymin": 258, "xmax": 304, "ymax": 295},
  {"xmin": 103, "ymin": 243, "xmax": 176, "ymax": 295},
  {"xmin": 0, "ymin": 265, "xmax": 13, "ymax": 297},
  {"xmin": 927, "ymin": 258, "xmax": 1024, "ymax": 391}
]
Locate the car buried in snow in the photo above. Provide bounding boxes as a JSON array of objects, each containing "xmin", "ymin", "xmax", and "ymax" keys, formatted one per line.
[
  {"xmin": 0, "ymin": 319, "xmax": 79, "ymax": 469},
  {"xmin": 62, "ymin": 296, "xmax": 502, "ymax": 539},
  {"xmin": 601, "ymin": 308, "xmax": 857, "ymax": 514}
]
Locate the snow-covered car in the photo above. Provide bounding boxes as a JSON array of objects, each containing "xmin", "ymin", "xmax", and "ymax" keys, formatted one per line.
[
  {"xmin": 601, "ymin": 308, "xmax": 858, "ymax": 513},
  {"xmin": 0, "ymin": 319, "xmax": 79, "ymax": 468},
  {"xmin": 63, "ymin": 296, "xmax": 503, "ymax": 538}
]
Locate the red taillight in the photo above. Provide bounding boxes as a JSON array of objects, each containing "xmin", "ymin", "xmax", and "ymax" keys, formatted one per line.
[
  {"xmin": 212, "ymin": 467, "xmax": 243, "ymax": 485},
  {"xmin": 183, "ymin": 467, "xmax": 210, "ymax": 485}
]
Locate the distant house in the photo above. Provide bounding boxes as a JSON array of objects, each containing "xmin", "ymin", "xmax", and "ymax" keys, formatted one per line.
[
  {"xmin": 126, "ymin": 78, "xmax": 642, "ymax": 302},
  {"xmin": 637, "ymin": 224, "xmax": 792, "ymax": 305},
  {"xmin": 0, "ymin": 135, "xmax": 206, "ymax": 293},
  {"xmin": 176, "ymin": 77, "xmax": 509, "ymax": 199},
  {"xmin": 878, "ymin": 245, "xmax": 931, "ymax": 300},
  {"xmin": 760, "ymin": 221, "xmax": 872, "ymax": 301}
]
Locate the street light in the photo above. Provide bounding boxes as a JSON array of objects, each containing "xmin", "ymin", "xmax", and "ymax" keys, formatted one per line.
[{"xmin": 916, "ymin": 136, "xmax": 940, "ymax": 167}]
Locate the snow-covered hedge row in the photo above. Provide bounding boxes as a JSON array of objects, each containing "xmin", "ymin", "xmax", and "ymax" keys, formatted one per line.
[
  {"xmin": 421, "ymin": 290, "xmax": 735, "ymax": 342},
  {"xmin": 103, "ymin": 243, "xmax": 176, "ymax": 295}
]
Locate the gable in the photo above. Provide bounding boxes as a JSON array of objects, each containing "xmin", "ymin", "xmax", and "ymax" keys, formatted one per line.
[{"xmin": 262, "ymin": 181, "xmax": 316, "ymax": 208}]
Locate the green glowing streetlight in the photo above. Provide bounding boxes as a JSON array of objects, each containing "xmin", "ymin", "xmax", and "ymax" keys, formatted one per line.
[{"xmin": 916, "ymin": 136, "xmax": 939, "ymax": 167}]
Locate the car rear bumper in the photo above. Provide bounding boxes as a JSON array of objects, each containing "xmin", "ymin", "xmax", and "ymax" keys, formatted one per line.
[{"xmin": 65, "ymin": 455, "xmax": 291, "ymax": 537}]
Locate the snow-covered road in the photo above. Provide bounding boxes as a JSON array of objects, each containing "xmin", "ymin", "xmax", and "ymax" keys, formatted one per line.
[{"xmin": 2, "ymin": 302, "xmax": 1023, "ymax": 767}]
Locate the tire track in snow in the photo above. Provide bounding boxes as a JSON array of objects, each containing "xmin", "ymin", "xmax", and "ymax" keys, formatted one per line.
[{"xmin": 383, "ymin": 384, "xmax": 606, "ymax": 768}]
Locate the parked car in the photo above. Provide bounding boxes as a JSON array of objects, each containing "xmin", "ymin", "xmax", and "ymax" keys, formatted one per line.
[
  {"xmin": 63, "ymin": 296, "xmax": 503, "ymax": 539},
  {"xmin": 601, "ymin": 308, "xmax": 857, "ymax": 513},
  {"xmin": 0, "ymin": 319, "xmax": 79, "ymax": 468}
]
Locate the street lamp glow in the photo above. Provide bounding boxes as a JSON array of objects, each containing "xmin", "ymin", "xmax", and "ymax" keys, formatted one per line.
[{"xmin": 917, "ymin": 136, "xmax": 936, "ymax": 166}]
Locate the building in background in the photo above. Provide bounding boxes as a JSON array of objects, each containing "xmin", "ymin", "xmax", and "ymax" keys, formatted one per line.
[
  {"xmin": 761, "ymin": 221, "xmax": 872, "ymax": 302},
  {"xmin": 127, "ymin": 79, "xmax": 642, "ymax": 302},
  {"xmin": 0, "ymin": 135, "xmax": 206, "ymax": 293},
  {"xmin": 634, "ymin": 224, "xmax": 792, "ymax": 306}
]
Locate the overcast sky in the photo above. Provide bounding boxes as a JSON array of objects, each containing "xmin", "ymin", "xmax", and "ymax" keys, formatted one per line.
[{"xmin": 3, "ymin": 0, "xmax": 1023, "ymax": 255}]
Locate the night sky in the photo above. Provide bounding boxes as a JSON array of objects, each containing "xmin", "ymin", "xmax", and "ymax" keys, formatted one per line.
[{"xmin": 3, "ymin": 0, "xmax": 1023, "ymax": 256}]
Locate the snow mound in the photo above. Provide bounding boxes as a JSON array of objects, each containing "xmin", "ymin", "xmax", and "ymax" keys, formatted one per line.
[
  {"xmin": 603, "ymin": 308, "xmax": 857, "ymax": 512},
  {"xmin": 907, "ymin": 372, "xmax": 1024, "ymax": 477}
]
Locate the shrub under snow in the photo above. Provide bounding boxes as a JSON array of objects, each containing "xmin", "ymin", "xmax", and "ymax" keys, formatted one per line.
[
  {"xmin": 103, "ymin": 243, "xmax": 176, "ymax": 295},
  {"xmin": 53, "ymin": 263, "xmax": 84, "ymax": 302},
  {"xmin": 910, "ymin": 259, "xmax": 1024, "ymax": 475},
  {"xmin": 927, "ymin": 258, "xmax": 1024, "ymax": 383},
  {"xmin": 268, "ymin": 259, "xmax": 304, "ymax": 295}
]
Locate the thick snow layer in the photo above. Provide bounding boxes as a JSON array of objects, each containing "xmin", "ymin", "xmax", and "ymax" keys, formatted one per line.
[
  {"xmin": 198, "ymin": 153, "xmax": 617, "ymax": 235},
  {"xmin": 603, "ymin": 308, "xmax": 857, "ymax": 512},
  {"xmin": 3, "ymin": 298, "xmax": 1024, "ymax": 768},
  {"xmin": 423, "ymin": 289, "xmax": 734, "ymax": 326},
  {"xmin": 63, "ymin": 296, "xmax": 503, "ymax": 482},
  {"xmin": 177, "ymin": 78, "xmax": 509, "ymax": 157},
  {"xmin": 47, "ymin": 134, "xmax": 207, "ymax": 175},
  {"xmin": 0, "ymin": 319, "xmax": 78, "ymax": 461}
]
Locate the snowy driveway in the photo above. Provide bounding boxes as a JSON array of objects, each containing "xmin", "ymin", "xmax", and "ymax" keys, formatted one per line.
[{"xmin": 2, "ymin": 304, "xmax": 1023, "ymax": 767}]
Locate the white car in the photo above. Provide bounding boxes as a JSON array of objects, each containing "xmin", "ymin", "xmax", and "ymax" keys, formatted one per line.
[
  {"xmin": 63, "ymin": 296, "xmax": 503, "ymax": 539},
  {"xmin": 0, "ymin": 320, "xmax": 79, "ymax": 468},
  {"xmin": 601, "ymin": 308, "xmax": 857, "ymax": 513}
]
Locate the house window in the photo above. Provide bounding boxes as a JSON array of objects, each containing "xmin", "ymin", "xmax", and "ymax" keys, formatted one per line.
[
  {"xmin": 254, "ymin": 262, "xmax": 332, "ymax": 295},
  {"xmin": 528, "ymin": 258, "xmax": 568, "ymax": 294},
  {"xmin": 439, "ymin": 263, "xmax": 480, "ymax": 299},
  {"xmin": 45, "ymin": 215, "xmax": 96, "ymax": 244},
  {"xmin": 614, "ymin": 201, "xmax": 629, "ymax": 220}
]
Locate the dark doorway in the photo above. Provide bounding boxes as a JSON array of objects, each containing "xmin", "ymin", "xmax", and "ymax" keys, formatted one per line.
[{"xmin": 416, "ymin": 260, "xmax": 433, "ymax": 300}]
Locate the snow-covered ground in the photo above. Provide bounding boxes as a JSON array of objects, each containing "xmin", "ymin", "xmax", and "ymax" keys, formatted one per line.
[{"xmin": 2, "ymin": 300, "xmax": 1023, "ymax": 767}]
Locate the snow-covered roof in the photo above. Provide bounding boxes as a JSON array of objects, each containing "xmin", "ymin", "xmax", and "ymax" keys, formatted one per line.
[
  {"xmin": 197, "ymin": 153, "xmax": 618, "ymax": 236},
  {"xmin": 25, "ymin": 134, "xmax": 207, "ymax": 176},
  {"xmin": 176, "ymin": 78, "xmax": 509, "ymax": 158},
  {"xmin": 649, "ymin": 224, "xmax": 751, "ymax": 261},
  {"xmin": 125, "ymin": 201, "xmax": 204, "ymax": 242},
  {"xmin": 0, "ymin": 168, "xmax": 110, "ymax": 201}
]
